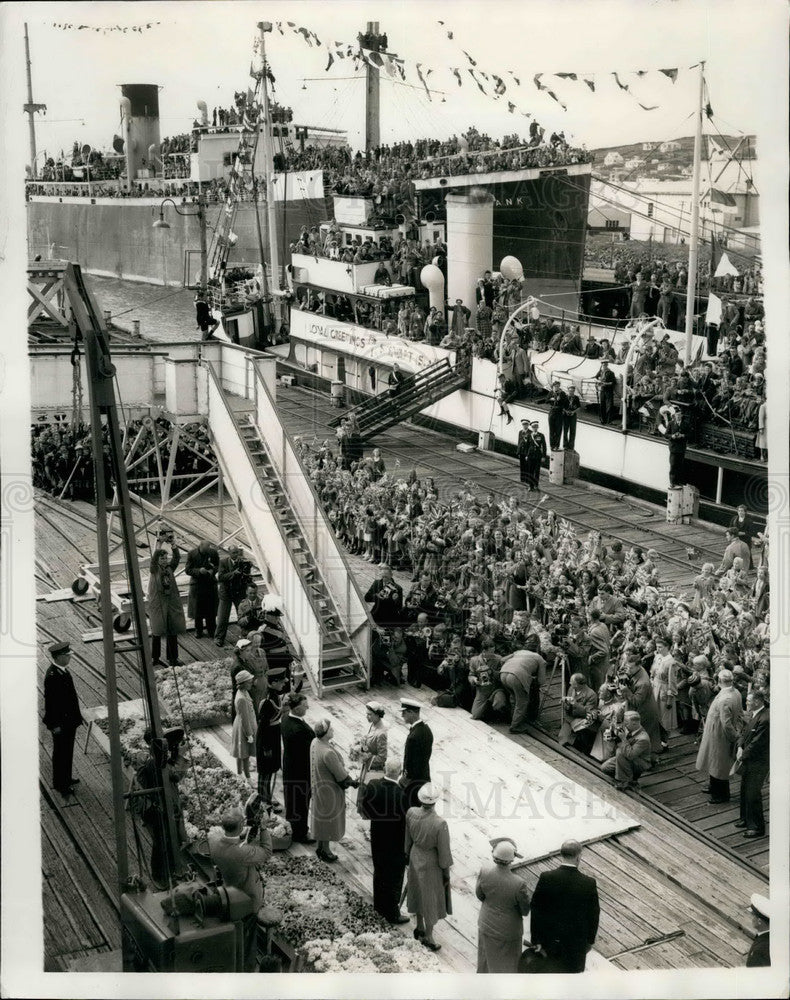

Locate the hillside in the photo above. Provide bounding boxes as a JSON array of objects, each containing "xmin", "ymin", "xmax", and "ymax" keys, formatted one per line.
[{"xmin": 591, "ymin": 134, "xmax": 756, "ymax": 181}]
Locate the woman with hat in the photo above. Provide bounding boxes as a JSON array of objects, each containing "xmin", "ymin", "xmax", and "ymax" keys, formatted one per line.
[
  {"xmin": 231, "ymin": 670, "xmax": 256, "ymax": 782},
  {"xmin": 281, "ymin": 691, "xmax": 314, "ymax": 843},
  {"xmin": 405, "ymin": 783, "xmax": 453, "ymax": 951},
  {"xmin": 360, "ymin": 702, "xmax": 388, "ymax": 773},
  {"xmin": 475, "ymin": 838, "xmax": 532, "ymax": 973},
  {"xmin": 649, "ymin": 634, "xmax": 678, "ymax": 750},
  {"xmin": 256, "ymin": 668, "xmax": 288, "ymax": 811},
  {"xmin": 147, "ymin": 546, "xmax": 186, "ymax": 667},
  {"xmin": 310, "ymin": 718, "xmax": 359, "ymax": 863}
]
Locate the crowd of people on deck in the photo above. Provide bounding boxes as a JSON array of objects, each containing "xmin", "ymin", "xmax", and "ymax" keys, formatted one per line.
[{"xmin": 31, "ymin": 418, "xmax": 215, "ymax": 501}]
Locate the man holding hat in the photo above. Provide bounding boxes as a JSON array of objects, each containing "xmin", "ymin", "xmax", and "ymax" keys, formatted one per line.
[
  {"xmin": 475, "ymin": 838, "xmax": 532, "ymax": 973},
  {"xmin": 42, "ymin": 640, "xmax": 83, "ymax": 797},
  {"xmin": 359, "ymin": 758, "xmax": 410, "ymax": 925},
  {"xmin": 746, "ymin": 893, "xmax": 771, "ymax": 967},
  {"xmin": 400, "ymin": 698, "xmax": 433, "ymax": 808}
]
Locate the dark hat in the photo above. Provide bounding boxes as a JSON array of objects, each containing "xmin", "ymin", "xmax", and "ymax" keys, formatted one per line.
[
  {"xmin": 163, "ymin": 726, "xmax": 185, "ymax": 746},
  {"xmin": 48, "ymin": 639, "xmax": 71, "ymax": 657},
  {"xmin": 267, "ymin": 667, "xmax": 288, "ymax": 681}
]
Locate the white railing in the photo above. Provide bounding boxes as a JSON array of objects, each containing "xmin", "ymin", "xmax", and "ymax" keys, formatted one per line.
[
  {"xmin": 252, "ymin": 360, "xmax": 372, "ymax": 682},
  {"xmin": 203, "ymin": 364, "xmax": 322, "ymax": 688}
]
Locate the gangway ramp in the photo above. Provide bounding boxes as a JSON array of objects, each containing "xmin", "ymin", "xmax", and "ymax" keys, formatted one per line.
[{"xmin": 201, "ymin": 348, "xmax": 372, "ymax": 696}]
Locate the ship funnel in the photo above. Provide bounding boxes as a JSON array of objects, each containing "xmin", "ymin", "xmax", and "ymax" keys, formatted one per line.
[
  {"xmin": 120, "ymin": 96, "xmax": 132, "ymax": 119},
  {"xmin": 196, "ymin": 100, "xmax": 208, "ymax": 126}
]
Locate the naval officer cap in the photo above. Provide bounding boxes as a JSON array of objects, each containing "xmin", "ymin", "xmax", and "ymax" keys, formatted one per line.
[
  {"xmin": 750, "ymin": 893, "xmax": 772, "ymax": 922},
  {"xmin": 400, "ymin": 697, "xmax": 421, "ymax": 712},
  {"xmin": 48, "ymin": 639, "xmax": 71, "ymax": 657}
]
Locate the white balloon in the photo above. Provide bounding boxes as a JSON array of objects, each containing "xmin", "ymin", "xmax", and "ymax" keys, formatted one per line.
[
  {"xmin": 500, "ymin": 255, "xmax": 524, "ymax": 281},
  {"xmin": 420, "ymin": 264, "xmax": 444, "ymax": 290}
]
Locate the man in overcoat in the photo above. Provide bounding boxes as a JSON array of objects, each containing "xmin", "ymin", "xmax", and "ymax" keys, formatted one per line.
[
  {"xmin": 184, "ymin": 540, "xmax": 219, "ymax": 639},
  {"xmin": 736, "ymin": 689, "xmax": 769, "ymax": 838},
  {"xmin": 359, "ymin": 758, "xmax": 410, "ymax": 924},
  {"xmin": 695, "ymin": 669, "xmax": 744, "ymax": 803},
  {"xmin": 215, "ymin": 545, "xmax": 253, "ymax": 647},
  {"xmin": 42, "ymin": 640, "xmax": 83, "ymax": 797}
]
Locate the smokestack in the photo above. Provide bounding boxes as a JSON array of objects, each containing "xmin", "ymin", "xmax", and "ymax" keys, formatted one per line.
[{"xmin": 120, "ymin": 96, "xmax": 133, "ymax": 191}]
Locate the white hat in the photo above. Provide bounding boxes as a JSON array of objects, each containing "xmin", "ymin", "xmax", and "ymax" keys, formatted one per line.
[
  {"xmin": 235, "ymin": 638, "xmax": 252, "ymax": 650},
  {"xmin": 492, "ymin": 842, "xmax": 517, "ymax": 864},
  {"xmin": 365, "ymin": 701, "xmax": 385, "ymax": 716},
  {"xmin": 235, "ymin": 669, "xmax": 254, "ymax": 685},
  {"xmin": 417, "ymin": 783, "xmax": 440, "ymax": 805},
  {"xmin": 750, "ymin": 893, "xmax": 772, "ymax": 922},
  {"xmin": 400, "ymin": 698, "xmax": 421, "ymax": 711}
]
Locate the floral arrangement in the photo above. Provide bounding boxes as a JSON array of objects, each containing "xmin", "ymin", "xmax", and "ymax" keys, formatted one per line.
[
  {"xmin": 303, "ymin": 931, "xmax": 441, "ymax": 973},
  {"xmin": 155, "ymin": 658, "xmax": 233, "ymax": 728},
  {"xmin": 347, "ymin": 736, "xmax": 365, "ymax": 763}
]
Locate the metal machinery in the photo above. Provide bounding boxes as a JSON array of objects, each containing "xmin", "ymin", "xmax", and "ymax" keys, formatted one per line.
[{"xmin": 63, "ymin": 261, "xmax": 256, "ymax": 971}]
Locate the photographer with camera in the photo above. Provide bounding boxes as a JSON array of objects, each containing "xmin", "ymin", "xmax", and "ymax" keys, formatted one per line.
[
  {"xmin": 499, "ymin": 635, "xmax": 547, "ymax": 734},
  {"xmin": 600, "ymin": 710, "xmax": 652, "ymax": 790},
  {"xmin": 215, "ymin": 545, "xmax": 253, "ymax": 648},
  {"xmin": 365, "ymin": 564, "xmax": 404, "ymax": 628},
  {"xmin": 208, "ymin": 799, "xmax": 274, "ymax": 971},
  {"xmin": 558, "ymin": 674, "xmax": 599, "ymax": 755}
]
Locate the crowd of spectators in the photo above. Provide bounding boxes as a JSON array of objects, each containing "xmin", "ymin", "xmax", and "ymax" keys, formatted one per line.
[
  {"xmin": 293, "ymin": 435, "xmax": 769, "ymax": 776},
  {"xmin": 31, "ymin": 417, "xmax": 215, "ymax": 501}
]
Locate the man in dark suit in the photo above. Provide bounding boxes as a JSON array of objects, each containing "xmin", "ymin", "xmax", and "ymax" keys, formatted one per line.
[
  {"xmin": 562, "ymin": 385, "xmax": 581, "ymax": 450},
  {"xmin": 516, "ymin": 419, "xmax": 532, "ymax": 485},
  {"xmin": 529, "ymin": 839, "xmax": 600, "ymax": 973},
  {"xmin": 736, "ymin": 689, "xmax": 769, "ymax": 838},
  {"xmin": 596, "ymin": 361, "xmax": 617, "ymax": 424},
  {"xmin": 400, "ymin": 698, "xmax": 433, "ymax": 807},
  {"xmin": 526, "ymin": 420, "xmax": 547, "ymax": 491},
  {"xmin": 214, "ymin": 545, "xmax": 253, "ymax": 647},
  {"xmin": 184, "ymin": 540, "xmax": 219, "ymax": 639},
  {"xmin": 547, "ymin": 382, "xmax": 569, "ymax": 451},
  {"xmin": 42, "ymin": 640, "xmax": 84, "ymax": 798},
  {"xmin": 359, "ymin": 758, "xmax": 410, "ymax": 924}
]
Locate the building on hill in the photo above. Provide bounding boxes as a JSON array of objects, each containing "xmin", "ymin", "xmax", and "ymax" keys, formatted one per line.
[
  {"xmin": 659, "ymin": 140, "xmax": 681, "ymax": 153},
  {"xmin": 587, "ymin": 205, "xmax": 631, "ymax": 235},
  {"xmin": 603, "ymin": 151, "xmax": 624, "ymax": 167}
]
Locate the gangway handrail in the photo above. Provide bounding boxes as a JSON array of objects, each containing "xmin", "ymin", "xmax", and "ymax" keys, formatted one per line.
[
  {"xmin": 251, "ymin": 361, "xmax": 374, "ymax": 634},
  {"xmin": 203, "ymin": 360, "xmax": 335, "ymax": 641}
]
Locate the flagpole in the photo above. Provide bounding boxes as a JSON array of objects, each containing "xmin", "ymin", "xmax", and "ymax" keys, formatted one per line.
[
  {"xmin": 258, "ymin": 21, "xmax": 282, "ymax": 328},
  {"xmin": 684, "ymin": 62, "xmax": 704, "ymax": 366}
]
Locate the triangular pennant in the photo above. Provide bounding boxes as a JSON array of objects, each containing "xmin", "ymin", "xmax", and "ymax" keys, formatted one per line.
[
  {"xmin": 452, "ymin": 67, "xmax": 463, "ymax": 87},
  {"xmin": 297, "ymin": 27, "xmax": 313, "ymax": 46},
  {"xmin": 638, "ymin": 103, "xmax": 659, "ymax": 111},
  {"xmin": 468, "ymin": 68, "xmax": 487, "ymax": 94},
  {"xmin": 613, "ymin": 72, "xmax": 630, "ymax": 92},
  {"xmin": 507, "ymin": 102, "xmax": 516, "ymax": 113},
  {"xmin": 659, "ymin": 68, "xmax": 678, "ymax": 82},
  {"xmin": 508, "ymin": 71, "xmax": 521, "ymax": 86},
  {"xmin": 325, "ymin": 51, "xmax": 335, "ymax": 72},
  {"xmin": 583, "ymin": 77, "xmax": 595, "ymax": 91},
  {"xmin": 555, "ymin": 72, "xmax": 577, "ymax": 80},
  {"xmin": 416, "ymin": 63, "xmax": 433, "ymax": 101},
  {"xmin": 546, "ymin": 89, "xmax": 567, "ymax": 110},
  {"xmin": 492, "ymin": 74, "xmax": 506, "ymax": 96},
  {"xmin": 463, "ymin": 50, "xmax": 477, "ymax": 67},
  {"xmin": 534, "ymin": 73, "xmax": 546, "ymax": 91}
]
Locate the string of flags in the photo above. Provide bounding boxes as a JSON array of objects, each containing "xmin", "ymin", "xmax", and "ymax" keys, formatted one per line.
[
  {"xmin": 49, "ymin": 21, "xmax": 161, "ymax": 33},
  {"xmin": 269, "ymin": 17, "xmax": 692, "ymax": 120}
]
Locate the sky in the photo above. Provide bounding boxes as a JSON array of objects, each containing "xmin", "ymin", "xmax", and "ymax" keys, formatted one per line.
[{"xmin": 2, "ymin": 0, "xmax": 788, "ymax": 165}]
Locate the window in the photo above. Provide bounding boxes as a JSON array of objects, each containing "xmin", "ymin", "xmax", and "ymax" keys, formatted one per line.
[
  {"xmin": 605, "ymin": 219, "xmax": 620, "ymax": 230},
  {"xmin": 222, "ymin": 152, "xmax": 233, "ymax": 167},
  {"xmin": 647, "ymin": 203, "xmax": 654, "ymax": 218}
]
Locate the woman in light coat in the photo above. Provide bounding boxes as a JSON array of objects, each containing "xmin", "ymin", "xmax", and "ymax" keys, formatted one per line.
[
  {"xmin": 231, "ymin": 670, "xmax": 256, "ymax": 781},
  {"xmin": 405, "ymin": 783, "xmax": 453, "ymax": 952},
  {"xmin": 310, "ymin": 718, "xmax": 358, "ymax": 863},
  {"xmin": 476, "ymin": 839, "xmax": 531, "ymax": 973},
  {"xmin": 360, "ymin": 702, "xmax": 388, "ymax": 774},
  {"xmin": 649, "ymin": 636, "xmax": 678, "ymax": 747}
]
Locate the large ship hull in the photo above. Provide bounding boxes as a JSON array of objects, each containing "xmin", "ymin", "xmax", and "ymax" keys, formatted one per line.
[{"xmin": 26, "ymin": 196, "xmax": 330, "ymax": 286}]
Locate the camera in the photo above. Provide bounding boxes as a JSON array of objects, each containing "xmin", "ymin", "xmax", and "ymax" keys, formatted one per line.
[
  {"xmin": 603, "ymin": 723, "xmax": 627, "ymax": 743},
  {"xmin": 550, "ymin": 623, "xmax": 570, "ymax": 645},
  {"xmin": 244, "ymin": 791, "xmax": 266, "ymax": 841}
]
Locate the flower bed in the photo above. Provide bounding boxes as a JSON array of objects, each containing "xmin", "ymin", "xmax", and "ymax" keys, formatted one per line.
[
  {"xmin": 155, "ymin": 658, "xmax": 232, "ymax": 729},
  {"xmin": 265, "ymin": 855, "xmax": 440, "ymax": 972}
]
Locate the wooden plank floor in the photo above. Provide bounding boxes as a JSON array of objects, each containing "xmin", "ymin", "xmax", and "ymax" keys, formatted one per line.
[{"xmin": 34, "ymin": 391, "xmax": 764, "ymax": 972}]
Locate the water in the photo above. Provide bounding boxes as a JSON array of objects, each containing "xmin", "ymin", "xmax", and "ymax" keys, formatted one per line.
[{"xmin": 85, "ymin": 275, "xmax": 199, "ymax": 344}]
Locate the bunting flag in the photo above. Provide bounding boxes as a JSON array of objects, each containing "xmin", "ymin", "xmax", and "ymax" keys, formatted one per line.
[
  {"xmin": 451, "ymin": 67, "xmax": 463, "ymax": 86},
  {"xmin": 492, "ymin": 74, "xmax": 506, "ymax": 96},
  {"xmin": 463, "ymin": 50, "xmax": 477, "ymax": 66},
  {"xmin": 534, "ymin": 73, "xmax": 546, "ymax": 91},
  {"xmin": 50, "ymin": 20, "xmax": 160, "ymax": 33},
  {"xmin": 659, "ymin": 68, "xmax": 678, "ymax": 82},
  {"xmin": 325, "ymin": 51, "xmax": 335, "ymax": 72},
  {"xmin": 508, "ymin": 71, "xmax": 521, "ymax": 86},
  {"xmin": 612, "ymin": 72, "xmax": 630, "ymax": 92},
  {"xmin": 709, "ymin": 188, "xmax": 738, "ymax": 215},
  {"xmin": 714, "ymin": 251, "xmax": 740, "ymax": 276},
  {"xmin": 297, "ymin": 27, "xmax": 314, "ymax": 46},
  {"xmin": 415, "ymin": 63, "xmax": 432, "ymax": 100},
  {"xmin": 468, "ymin": 68, "xmax": 488, "ymax": 94},
  {"xmin": 639, "ymin": 103, "xmax": 658, "ymax": 111},
  {"xmin": 705, "ymin": 292, "xmax": 722, "ymax": 326},
  {"xmin": 583, "ymin": 77, "xmax": 596, "ymax": 91},
  {"xmin": 507, "ymin": 101, "xmax": 516, "ymax": 113},
  {"xmin": 555, "ymin": 72, "xmax": 577, "ymax": 80},
  {"xmin": 546, "ymin": 89, "xmax": 567, "ymax": 111}
]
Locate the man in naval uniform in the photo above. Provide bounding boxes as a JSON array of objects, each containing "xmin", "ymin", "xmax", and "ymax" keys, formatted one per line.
[
  {"xmin": 399, "ymin": 698, "xmax": 433, "ymax": 808},
  {"xmin": 516, "ymin": 419, "xmax": 532, "ymax": 486},
  {"xmin": 527, "ymin": 421, "xmax": 547, "ymax": 491},
  {"xmin": 746, "ymin": 893, "xmax": 771, "ymax": 967},
  {"xmin": 42, "ymin": 640, "xmax": 84, "ymax": 798}
]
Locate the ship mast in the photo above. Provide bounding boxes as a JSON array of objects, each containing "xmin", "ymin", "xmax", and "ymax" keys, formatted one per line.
[
  {"xmin": 23, "ymin": 23, "xmax": 47, "ymax": 179},
  {"xmin": 362, "ymin": 21, "xmax": 384, "ymax": 153},
  {"xmin": 684, "ymin": 61, "xmax": 705, "ymax": 365},
  {"xmin": 257, "ymin": 21, "xmax": 282, "ymax": 328}
]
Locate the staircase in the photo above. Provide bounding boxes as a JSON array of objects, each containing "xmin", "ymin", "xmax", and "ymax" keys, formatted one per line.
[
  {"xmin": 329, "ymin": 358, "xmax": 470, "ymax": 441},
  {"xmin": 232, "ymin": 410, "xmax": 368, "ymax": 695}
]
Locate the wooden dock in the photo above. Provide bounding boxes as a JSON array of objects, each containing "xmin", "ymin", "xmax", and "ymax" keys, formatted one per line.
[{"xmin": 34, "ymin": 384, "xmax": 767, "ymax": 972}]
